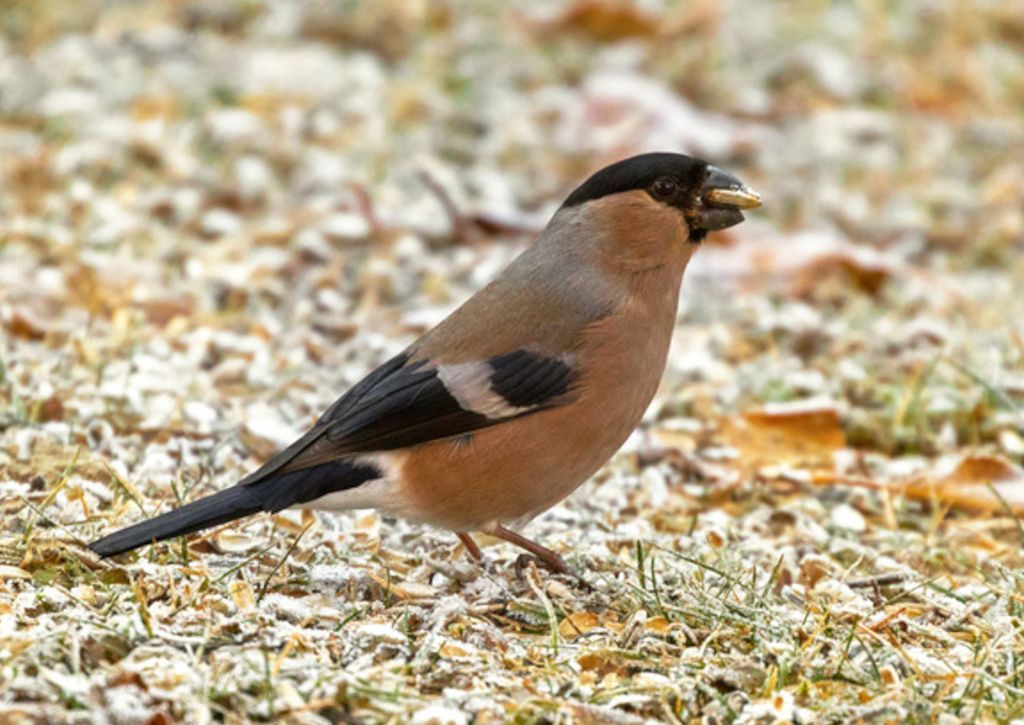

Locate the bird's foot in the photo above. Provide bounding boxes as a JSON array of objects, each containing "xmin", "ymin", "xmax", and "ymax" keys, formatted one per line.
[
  {"xmin": 513, "ymin": 550, "xmax": 571, "ymax": 576},
  {"xmin": 482, "ymin": 525, "xmax": 591, "ymax": 589},
  {"xmin": 453, "ymin": 532, "xmax": 500, "ymax": 576},
  {"xmin": 458, "ymin": 528, "xmax": 590, "ymax": 588},
  {"xmin": 457, "ymin": 532, "xmax": 485, "ymax": 563}
]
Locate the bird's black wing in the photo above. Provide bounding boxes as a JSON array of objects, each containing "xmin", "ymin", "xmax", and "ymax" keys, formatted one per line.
[{"xmin": 238, "ymin": 349, "xmax": 576, "ymax": 487}]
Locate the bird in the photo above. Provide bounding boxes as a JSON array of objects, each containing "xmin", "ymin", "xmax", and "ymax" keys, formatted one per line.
[{"xmin": 88, "ymin": 152, "xmax": 761, "ymax": 574}]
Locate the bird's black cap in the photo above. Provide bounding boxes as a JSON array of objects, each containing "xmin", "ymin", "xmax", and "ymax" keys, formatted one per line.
[{"xmin": 560, "ymin": 152, "xmax": 709, "ymax": 209}]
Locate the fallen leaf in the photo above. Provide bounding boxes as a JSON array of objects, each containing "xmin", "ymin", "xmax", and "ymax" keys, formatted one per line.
[
  {"xmin": 240, "ymin": 403, "xmax": 302, "ymax": 459},
  {"xmin": 789, "ymin": 251, "xmax": 893, "ymax": 299},
  {"xmin": 137, "ymin": 294, "xmax": 194, "ymax": 326},
  {"xmin": 65, "ymin": 263, "xmax": 130, "ymax": 316},
  {"xmin": 4, "ymin": 305, "xmax": 49, "ymax": 340},
  {"xmin": 576, "ymin": 651, "xmax": 630, "ymax": 677},
  {"xmin": 644, "ymin": 616, "xmax": 671, "ymax": 634},
  {"xmin": 799, "ymin": 557, "xmax": 830, "ymax": 589},
  {"xmin": 718, "ymin": 400, "xmax": 846, "ymax": 471},
  {"xmin": 903, "ymin": 454, "xmax": 1024, "ymax": 515},
  {"xmin": 532, "ymin": 0, "xmax": 660, "ymax": 42},
  {"xmin": 650, "ymin": 429, "xmax": 697, "ymax": 455},
  {"xmin": 558, "ymin": 611, "xmax": 600, "ymax": 639},
  {"xmin": 131, "ymin": 95, "xmax": 181, "ymax": 121},
  {"xmin": 35, "ymin": 396, "xmax": 64, "ymax": 422}
]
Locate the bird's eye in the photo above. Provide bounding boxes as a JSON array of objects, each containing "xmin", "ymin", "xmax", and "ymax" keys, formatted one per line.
[{"xmin": 650, "ymin": 177, "xmax": 678, "ymax": 199}]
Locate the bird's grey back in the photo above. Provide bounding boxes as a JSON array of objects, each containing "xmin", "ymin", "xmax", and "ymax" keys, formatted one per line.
[{"xmin": 413, "ymin": 207, "xmax": 618, "ymax": 363}]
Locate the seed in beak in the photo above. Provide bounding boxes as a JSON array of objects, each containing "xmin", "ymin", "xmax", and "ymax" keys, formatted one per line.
[{"xmin": 706, "ymin": 187, "xmax": 763, "ymax": 209}]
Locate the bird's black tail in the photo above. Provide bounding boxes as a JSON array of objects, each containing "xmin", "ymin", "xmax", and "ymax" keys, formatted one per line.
[
  {"xmin": 88, "ymin": 485, "xmax": 264, "ymax": 558},
  {"xmin": 87, "ymin": 458, "xmax": 383, "ymax": 558}
]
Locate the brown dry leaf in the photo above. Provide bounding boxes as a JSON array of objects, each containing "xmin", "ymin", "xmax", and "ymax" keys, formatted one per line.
[
  {"xmin": 146, "ymin": 711, "xmax": 175, "ymax": 725},
  {"xmin": 532, "ymin": 0, "xmax": 659, "ymax": 42},
  {"xmin": 799, "ymin": 558, "xmax": 830, "ymax": 589},
  {"xmin": 138, "ymin": 294, "xmax": 194, "ymax": 326},
  {"xmin": 65, "ymin": 263, "xmax": 130, "ymax": 317},
  {"xmin": 575, "ymin": 650, "xmax": 644, "ymax": 679},
  {"xmin": 718, "ymin": 402, "xmax": 846, "ymax": 471},
  {"xmin": 789, "ymin": 251, "xmax": 894, "ymax": 299},
  {"xmin": 644, "ymin": 616, "xmax": 671, "ymax": 634},
  {"xmin": 239, "ymin": 423, "xmax": 283, "ymax": 460},
  {"xmin": 902, "ymin": 455, "xmax": 1024, "ymax": 514},
  {"xmin": 558, "ymin": 611, "xmax": 600, "ymax": 639},
  {"xmin": 5, "ymin": 153, "xmax": 58, "ymax": 212},
  {"xmin": 35, "ymin": 396, "xmax": 64, "ymax": 422},
  {"xmin": 649, "ymin": 511, "xmax": 698, "ymax": 534},
  {"xmin": 269, "ymin": 510, "xmax": 311, "ymax": 535},
  {"xmin": 4, "ymin": 305, "xmax": 49, "ymax": 341}
]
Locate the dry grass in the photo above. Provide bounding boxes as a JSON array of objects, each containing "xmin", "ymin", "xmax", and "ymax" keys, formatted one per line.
[{"xmin": 2, "ymin": 0, "xmax": 1024, "ymax": 722}]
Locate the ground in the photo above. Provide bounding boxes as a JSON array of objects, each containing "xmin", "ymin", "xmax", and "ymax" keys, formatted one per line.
[{"xmin": 2, "ymin": 1, "xmax": 1024, "ymax": 723}]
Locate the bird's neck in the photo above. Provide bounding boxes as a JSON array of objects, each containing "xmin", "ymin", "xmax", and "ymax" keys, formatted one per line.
[{"xmin": 575, "ymin": 254, "xmax": 690, "ymax": 424}]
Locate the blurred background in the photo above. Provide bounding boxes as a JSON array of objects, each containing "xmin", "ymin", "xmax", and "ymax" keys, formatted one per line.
[{"xmin": 2, "ymin": 1, "xmax": 1024, "ymax": 721}]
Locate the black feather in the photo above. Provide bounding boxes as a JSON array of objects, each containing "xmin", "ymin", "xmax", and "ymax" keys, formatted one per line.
[
  {"xmin": 88, "ymin": 458, "xmax": 381, "ymax": 558},
  {"xmin": 324, "ymin": 367, "xmax": 488, "ymax": 451},
  {"xmin": 488, "ymin": 351, "xmax": 574, "ymax": 408},
  {"xmin": 315, "ymin": 353, "xmax": 412, "ymax": 425},
  {"xmin": 259, "ymin": 459, "xmax": 381, "ymax": 510},
  {"xmin": 235, "ymin": 353, "xmax": 417, "ymax": 487},
  {"xmin": 88, "ymin": 485, "xmax": 263, "ymax": 558}
]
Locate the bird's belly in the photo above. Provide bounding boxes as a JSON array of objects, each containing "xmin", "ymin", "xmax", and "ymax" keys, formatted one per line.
[{"xmin": 390, "ymin": 391, "xmax": 646, "ymax": 532}]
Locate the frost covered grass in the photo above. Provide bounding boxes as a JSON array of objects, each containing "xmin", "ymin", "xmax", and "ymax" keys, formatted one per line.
[{"xmin": 2, "ymin": 0, "xmax": 1024, "ymax": 722}]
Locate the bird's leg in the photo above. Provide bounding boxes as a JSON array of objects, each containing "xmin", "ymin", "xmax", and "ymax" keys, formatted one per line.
[
  {"xmin": 488, "ymin": 525, "xmax": 573, "ymax": 575},
  {"xmin": 456, "ymin": 532, "xmax": 484, "ymax": 562}
]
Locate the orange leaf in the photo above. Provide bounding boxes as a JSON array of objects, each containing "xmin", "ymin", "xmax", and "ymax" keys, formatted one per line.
[
  {"xmin": 4, "ymin": 305, "xmax": 49, "ymax": 341},
  {"xmin": 533, "ymin": 0, "xmax": 659, "ymax": 42},
  {"xmin": 718, "ymin": 401, "xmax": 845, "ymax": 471},
  {"xmin": 789, "ymin": 252, "xmax": 893, "ymax": 299},
  {"xmin": 903, "ymin": 455, "xmax": 1024, "ymax": 515},
  {"xmin": 644, "ymin": 616, "xmax": 671, "ymax": 634},
  {"xmin": 559, "ymin": 611, "xmax": 600, "ymax": 639}
]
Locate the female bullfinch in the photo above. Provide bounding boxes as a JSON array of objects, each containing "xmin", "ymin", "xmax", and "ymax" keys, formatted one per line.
[{"xmin": 89, "ymin": 152, "xmax": 761, "ymax": 574}]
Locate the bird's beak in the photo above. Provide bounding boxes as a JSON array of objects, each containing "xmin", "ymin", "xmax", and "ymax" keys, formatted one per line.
[{"xmin": 690, "ymin": 165, "xmax": 762, "ymax": 232}]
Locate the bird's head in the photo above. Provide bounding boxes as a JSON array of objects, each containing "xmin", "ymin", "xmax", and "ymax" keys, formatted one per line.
[{"xmin": 556, "ymin": 152, "xmax": 761, "ymax": 272}]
